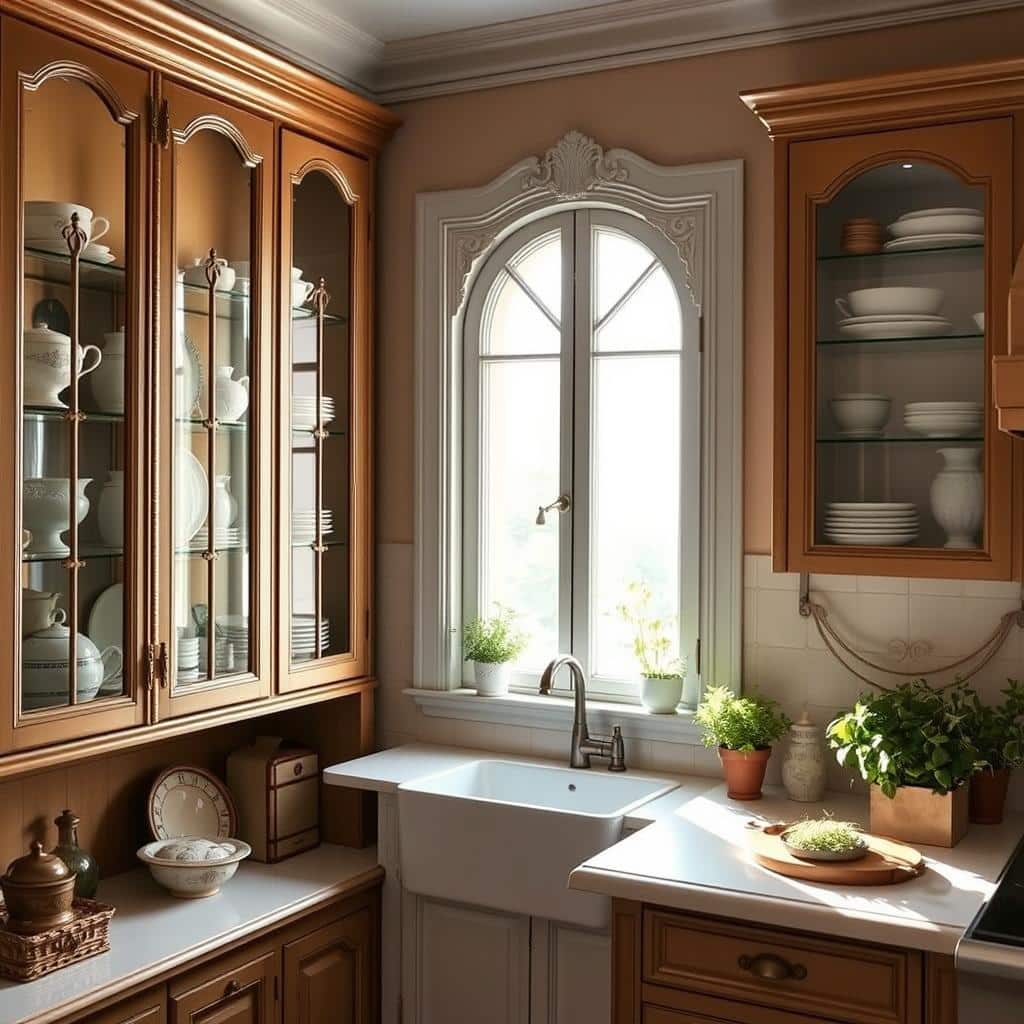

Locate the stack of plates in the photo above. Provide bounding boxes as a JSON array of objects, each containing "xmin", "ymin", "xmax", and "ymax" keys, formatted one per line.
[
  {"xmin": 177, "ymin": 634, "xmax": 201, "ymax": 684},
  {"xmin": 191, "ymin": 526, "xmax": 244, "ymax": 549},
  {"xmin": 293, "ymin": 509, "xmax": 333, "ymax": 544},
  {"xmin": 824, "ymin": 502, "xmax": 919, "ymax": 546},
  {"xmin": 838, "ymin": 313, "xmax": 952, "ymax": 340},
  {"xmin": 292, "ymin": 614, "xmax": 330, "ymax": 657},
  {"xmin": 885, "ymin": 207, "xmax": 984, "ymax": 251},
  {"xmin": 292, "ymin": 395, "xmax": 336, "ymax": 431},
  {"xmin": 213, "ymin": 615, "xmax": 250, "ymax": 672},
  {"xmin": 904, "ymin": 401, "xmax": 983, "ymax": 438}
]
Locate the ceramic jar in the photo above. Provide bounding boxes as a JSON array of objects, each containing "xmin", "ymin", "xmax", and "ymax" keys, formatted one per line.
[
  {"xmin": 214, "ymin": 475, "xmax": 237, "ymax": 529},
  {"xmin": 781, "ymin": 711, "xmax": 827, "ymax": 803},
  {"xmin": 22, "ymin": 588, "xmax": 61, "ymax": 636},
  {"xmin": 640, "ymin": 675, "xmax": 684, "ymax": 714},
  {"xmin": 215, "ymin": 366, "xmax": 250, "ymax": 423},
  {"xmin": 0, "ymin": 841, "xmax": 76, "ymax": 935},
  {"xmin": 97, "ymin": 470, "xmax": 124, "ymax": 547},
  {"xmin": 23, "ymin": 322, "xmax": 102, "ymax": 409},
  {"xmin": 473, "ymin": 661, "xmax": 510, "ymax": 697},
  {"xmin": 22, "ymin": 477, "xmax": 92, "ymax": 556},
  {"xmin": 22, "ymin": 621, "xmax": 122, "ymax": 709},
  {"xmin": 89, "ymin": 329, "xmax": 125, "ymax": 414},
  {"xmin": 930, "ymin": 446, "xmax": 983, "ymax": 549}
]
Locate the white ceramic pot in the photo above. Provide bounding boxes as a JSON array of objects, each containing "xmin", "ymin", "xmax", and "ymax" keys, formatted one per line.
[
  {"xmin": 21, "ymin": 589, "xmax": 61, "ymax": 637},
  {"xmin": 781, "ymin": 712, "xmax": 826, "ymax": 802},
  {"xmin": 473, "ymin": 661, "xmax": 510, "ymax": 697},
  {"xmin": 214, "ymin": 475, "xmax": 237, "ymax": 529},
  {"xmin": 930, "ymin": 447, "xmax": 983, "ymax": 549},
  {"xmin": 23, "ymin": 478, "xmax": 92, "ymax": 556},
  {"xmin": 97, "ymin": 470, "xmax": 124, "ymax": 547},
  {"xmin": 640, "ymin": 675, "xmax": 684, "ymax": 714},
  {"xmin": 137, "ymin": 838, "xmax": 251, "ymax": 899},
  {"xmin": 180, "ymin": 257, "xmax": 236, "ymax": 292},
  {"xmin": 89, "ymin": 330, "xmax": 125, "ymax": 414},
  {"xmin": 24, "ymin": 323, "xmax": 102, "ymax": 409},
  {"xmin": 22, "ymin": 620, "xmax": 121, "ymax": 709},
  {"xmin": 214, "ymin": 367, "xmax": 250, "ymax": 423}
]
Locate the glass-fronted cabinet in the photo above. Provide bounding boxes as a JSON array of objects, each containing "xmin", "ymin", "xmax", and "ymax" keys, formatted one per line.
[
  {"xmin": 782, "ymin": 118, "xmax": 1014, "ymax": 578},
  {"xmin": 157, "ymin": 83, "xmax": 274, "ymax": 717},
  {"xmin": 277, "ymin": 130, "xmax": 370, "ymax": 691},
  {"xmin": 0, "ymin": 20, "xmax": 150, "ymax": 750}
]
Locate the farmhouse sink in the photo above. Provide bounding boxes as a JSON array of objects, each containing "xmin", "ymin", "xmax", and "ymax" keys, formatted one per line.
[{"xmin": 397, "ymin": 760, "xmax": 677, "ymax": 927}]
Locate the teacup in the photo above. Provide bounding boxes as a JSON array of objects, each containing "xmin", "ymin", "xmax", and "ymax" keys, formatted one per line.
[
  {"xmin": 292, "ymin": 279, "xmax": 314, "ymax": 308},
  {"xmin": 24, "ymin": 201, "xmax": 110, "ymax": 246}
]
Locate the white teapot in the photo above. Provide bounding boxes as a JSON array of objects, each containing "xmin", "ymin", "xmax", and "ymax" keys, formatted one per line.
[
  {"xmin": 24, "ymin": 322, "xmax": 102, "ymax": 409},
  {"xmin": 22, "ymin": 618, "xmax": 121, "ymax": 710},
  {"xmin": 214, "ymin": 366, "xmax": 249, "ymax": 423}
]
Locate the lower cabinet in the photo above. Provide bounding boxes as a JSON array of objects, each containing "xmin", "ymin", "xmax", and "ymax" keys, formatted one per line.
[
  {"xmin": 80, "ymin": 989, "xmax": 167, "ymax": 1024},
  {"xmin": 170, "ymin": 949, "xmax": 277, "ymax": 1024}
]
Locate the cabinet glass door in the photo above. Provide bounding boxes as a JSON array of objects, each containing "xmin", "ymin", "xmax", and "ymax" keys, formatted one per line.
[
  {"xmin": 789, "ymin": 119, "xmax": 1013, "ymax": 577},
  {"xmin": 279, "ymin": 131, "xmax": 370, "ymax": 690},
  {"xmin": 159, "ymin": 84, "xmax": 273, "ymax": 715},
  {"xmin": 1, "ymin": 20, "xmax": 149, "ymax": 748}
]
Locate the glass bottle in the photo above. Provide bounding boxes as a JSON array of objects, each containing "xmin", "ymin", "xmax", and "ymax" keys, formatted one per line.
[{"xmin": 51, "ymin": 808, "xmax": 99, "ymax": 899}]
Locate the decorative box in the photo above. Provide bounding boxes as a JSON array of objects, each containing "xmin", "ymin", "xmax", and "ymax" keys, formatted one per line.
[
  {"xmin": 227, "ymin": 737, "xmax": 319, "ymax": 862},
  {"xmin": 0, "ymin": 898, "xmax": 114, "ymax": 982}
]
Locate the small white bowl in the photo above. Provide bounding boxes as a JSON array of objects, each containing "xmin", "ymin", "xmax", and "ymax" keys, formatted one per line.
[
  {"xmin": 137, "ymin": 837, "xmax": 250, "ymax": 899},
  {"xmin": 843, "ymin": 287, "xmax": 944, "ymax": 318},
  {"xmin": 829, "ymin": 393, "xmax": 891, "ymax": 436}
]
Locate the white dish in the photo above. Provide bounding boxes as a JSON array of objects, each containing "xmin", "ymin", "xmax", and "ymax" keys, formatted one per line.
[
  {"xmin": 888, "ymin": 213, "xmax": 984, "ymax": 238},
  {"xmin": 839, "ymin": 287, "xmax": 943, "ymax": 318},
  {"xmin": 824, "ymin": 518, "xmax": 919, "ymax": 528},
  {"xmin": 828, "ymin": 394, "xmax": 890, "ymax": 435},
  {"xmin": 175, "ymin": 334, "xmax": 203, "ymax": 418},
  {"xmin": 883, "ymin": 234, "xmax": 983, "ymax": 252},
  {"xmin": 148, "ymin": 765, "xmax": 237, "ymax": 840},
  {"xmin": 838, "ymin": 320, "xmax": 951, "ymax": 340},
  {"xmin": 88, "ymin": 583, "xmax": 123, "ymax": 688},
  {"xmin": 837, "ymin": 314, "xmax": 948, "ymax": 325},
  {"xmin": 137, "ymin": 837, "xmax": 250, "ymax": 899},
  {"xmin": 896, "ymin": 207, "xmax": 982, "ymax": 220},
  {"xmin": 973, "ymin": 312, "xmax": 985, "ymax": 333},
  {"xmin": 904, "ymin": 401, "xmax": 982, "ymax": 410},
  {"xmin": 825, "ymin": 531, "xmax": 918, "ymax": 546},
  {"xmin": 174, "ymin": 450, "xmax": 209, "ymax": 548},
  {"xmin": 827, "ymin": 502, "xmax": 915, "ymax": 511}
]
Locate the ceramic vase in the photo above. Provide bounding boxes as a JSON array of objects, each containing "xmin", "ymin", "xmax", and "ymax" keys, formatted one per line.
[
  {"xmin": 97, "ymin": 470, "xmax": 124, "ymax": 547},
  {"xmin": 51, "ymin": 809, "xmax": 99, "ymax": 899},
  {"xmin": 718, "ymin": 746, "xmax": 772, "ymax": 801},
  {"xmin": 474, "ymin": 661, "xmax": 510, "ymax": 697},
  {"xmin": 640, "ymin": 675, "xmax": 683, "ymax": 714},
  {"xmin": 781, "ymin": 711, "xmax": 826, "ymax": 802},
  {"xmin": 89, "ymin": 329, "xmax": 125, "ymax": 414},
  {"xmin": 930, "ymin": 447, "xmax": 983, "ymax": 549},
  {"xmin": 214, "ymin": 366, "xmax": 250, "ymax": 423},
  {"xmin": 22, "ymin": 477, "xmax": 92, "ymax": 556},
  {"xmin": 214, "ymin": 475, "xmax": 237, "ymax": 529}
]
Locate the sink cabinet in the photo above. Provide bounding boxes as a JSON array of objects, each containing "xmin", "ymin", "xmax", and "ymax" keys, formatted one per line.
[{"xmin": 0, "ymin": 0, "xmax": 397, "ymax": 772}]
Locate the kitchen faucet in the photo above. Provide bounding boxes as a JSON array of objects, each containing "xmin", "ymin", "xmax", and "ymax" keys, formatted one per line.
[{"xmin": 539, "ymin": 655, "xmax": 626, "ymax": 771}]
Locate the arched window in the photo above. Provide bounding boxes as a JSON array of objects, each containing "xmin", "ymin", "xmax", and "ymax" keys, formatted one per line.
[{"xmin": 462, "ymin": 210, "xmax": 700, "ymax": 699}]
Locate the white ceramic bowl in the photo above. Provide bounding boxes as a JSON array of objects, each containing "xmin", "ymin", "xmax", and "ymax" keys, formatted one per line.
[
  {"xmin": 828, "ymin": 393, "xmax": 891, "ymax": 435},
  {"xmin": 888, "ymin": 213, "xmax": 984, "ymax": 238},
  {"xmin": 844, "ymin": 287, "xmax": 944, "ymax": 317},
  {"xmin": 137, "ymin": 837, "xmax": 250, "ymax": 898}
]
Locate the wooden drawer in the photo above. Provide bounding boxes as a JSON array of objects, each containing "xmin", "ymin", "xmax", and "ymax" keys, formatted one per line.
[
  {"xmin": 643, "ymin": 909, "xmax": 921, "ymax": 1024},
  {"xmin": 170, "ymin": 948, "xmax": 277, "ymax": 1024}
]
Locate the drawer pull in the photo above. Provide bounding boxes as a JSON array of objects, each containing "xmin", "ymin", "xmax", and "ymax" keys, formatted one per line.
[
  {"xmin": 224, "ymin": 980, "xmax": 242, "ymax": 997},
  {"xmin": 293, "ymin": 762, "xmax": 304, "ymax": 776},
  {"xmin": 738, "ymin": 953, "xmax": 807, "ymax": 982}
]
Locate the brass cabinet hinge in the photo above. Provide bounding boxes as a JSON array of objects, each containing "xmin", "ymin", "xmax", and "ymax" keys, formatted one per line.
[
  {"xmin": 149, "ymin": 96, "xmax": 170, "ymax": 148},
  {"xmin": 146, "ymin": 641, "xmax": 169, "ymax": 689}
]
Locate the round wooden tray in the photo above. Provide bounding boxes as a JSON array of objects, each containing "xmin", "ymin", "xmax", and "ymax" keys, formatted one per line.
[{"xmin": 746, "ymin": 823, "xmax": 925, "ymax": 886}]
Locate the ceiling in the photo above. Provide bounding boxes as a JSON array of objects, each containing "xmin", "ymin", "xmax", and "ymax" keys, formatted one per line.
[{"xmin": 174, "ymin": 0, "xmax": 1024, "ymax": 103}]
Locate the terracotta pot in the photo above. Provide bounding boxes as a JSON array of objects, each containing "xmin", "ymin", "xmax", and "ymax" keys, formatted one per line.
[
  {"xmin": 718, "ymin": 746, "xmax": 772, "ymax": 801},
  {"xmin": 869, "ymin": 783, "xmax": 969, "ymax": 848},
  {"xmin": 970, "ymin": 768, "xmax": 1011, "ymax": 825}
]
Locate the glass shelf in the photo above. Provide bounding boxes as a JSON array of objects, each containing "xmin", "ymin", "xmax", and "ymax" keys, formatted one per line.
[
  {"xmin": 25, "ymin": 406, "xmax": 125, "ymax": 424},
  {"xmin": 817, "ymin": 435, "xmax": 983, "ymax": 445},
  {"xmin": 290, "ymin": 428, "xmax": 346, "ymax": 441},
  {"xmin": 291, "ymin": 308, "xmax": 347, "ymax": 325},
  {"xmin": 24, "ymin": 247, "xmax": 126, "ymax": 293},
  {"xmin": 174, "ymin": 542, "xmax": 250, "ymax": 558},
  {"xmin": 175, "ymin": 418, "xmax": 249, "ymax": 433},
  {"xmin": 817, "ymin": 241, "xmax": 984, "ymax": 264},
  {"xmin": 289, "ymin": 538, "xmax": 346, "ymax": 550},
  {"xmin": 818, "ymin": 332, "xmax": 983, "ymax": 351},
  {"xmin": 23, "ymin": 545, "xmax": 123, "ymax": 564}
]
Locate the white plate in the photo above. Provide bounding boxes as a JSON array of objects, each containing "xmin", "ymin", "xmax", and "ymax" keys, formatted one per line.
[
  {"xmin": 888, "ymin": 214, "xmax": 984, "ymax": 238},
  {"xmin": 827, "ymin": 502, "xmax": 915, "ymax": 511},
  {"xmin": 825, "ymin": 532, "xmax": 918, "ymax": 546},
  {"xmin": 883, "ymin": 234, "xmax": 983, "ymax": 251},
  {"xmin": 837, "ymin": 314, "xmax": 949, "ymax": 325},
  {"xmin": 895, "ymin": 207, "xmax": 981, "ymax": 221},
  {"xmin": 905, "ymin": 402, "xmax": 982, "ymax": 410},
  {"xmin": 148, "ymin": 765, "xmax": 237, "ymax": 840},
  {"xmin": 88, "ymin": 583, "xmax": 123, "ymax": 687},
  {"xmin": 175, "ymin": 334, "xmax": 203, "ymax": 417},
  {"xmin": 174, "ymin": 449, "xmax": 209, "ymax": 548},
  {"xmin": 824, "ymin": 521, "xmax": 919, "ymax": 530},
  {"xmin": 838, "ymin": 320, "xmax": 951, "ymax": 340}
]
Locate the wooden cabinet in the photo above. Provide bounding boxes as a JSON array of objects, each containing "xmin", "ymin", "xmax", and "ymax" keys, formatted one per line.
[
  {"xmin": 742, "ymin": 66, "xmax": 1021, "ymax": 580},
  {"xmin": 170, "ymin": 949, "xmax": 277, "ymax": 1024},
  {"xmin": 80, "ymin": 989, "xmax": 167, "ymax": 1024},
  {"xmin": 282, "ymin": 898, "xmax": 378, "ymax": 1023},
  {"xmin": 0, "ymin": 0, "xmax": 396, "ymax": 772}
]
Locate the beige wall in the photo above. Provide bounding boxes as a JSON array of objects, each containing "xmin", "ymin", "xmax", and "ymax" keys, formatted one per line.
[{"xmin": 376, "ymin": 6, "xmax": 1024, "ymax": 554}]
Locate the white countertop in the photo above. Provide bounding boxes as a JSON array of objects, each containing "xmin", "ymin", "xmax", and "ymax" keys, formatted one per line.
[{"xmin": 0, "ymin": 844, "xmax": 380, "ymax": 1024}]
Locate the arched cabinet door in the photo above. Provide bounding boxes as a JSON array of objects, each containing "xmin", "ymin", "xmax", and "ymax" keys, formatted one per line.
[
  {"xmin": 0, "ymin": 18, "xmax": 150, "ymax": 752},
  {"xmin": 156, "ymin": 82, "xmax": 274, "ymax": 719},
  {"xmin": 278, "ymin": 131, "xmax": 372, "ymax": 692}
]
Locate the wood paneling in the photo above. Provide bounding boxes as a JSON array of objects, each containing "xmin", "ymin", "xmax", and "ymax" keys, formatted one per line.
[{"xmin": 925, "ymin": 954, "xmax": 957, "ymax": 1024}]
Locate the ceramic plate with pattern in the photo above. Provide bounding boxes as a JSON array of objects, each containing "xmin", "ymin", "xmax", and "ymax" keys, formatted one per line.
[{"xmin": 148, "ymin": 765, "xmax": 237, "ymax": 840}]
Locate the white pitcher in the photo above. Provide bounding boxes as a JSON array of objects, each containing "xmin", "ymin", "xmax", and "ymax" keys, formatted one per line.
[
  {"xmin": 214, "ymin": 366, "xmax": 250, "ymax": 423},
  {"xmin": 24, "ymin": 322, "xmax": 102, "ymax": 410}
]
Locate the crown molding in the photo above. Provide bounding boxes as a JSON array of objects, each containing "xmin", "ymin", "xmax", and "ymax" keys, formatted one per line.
[{"xmin": 178, "ymin": 0, "xmax": 1024, "ymax": 104}]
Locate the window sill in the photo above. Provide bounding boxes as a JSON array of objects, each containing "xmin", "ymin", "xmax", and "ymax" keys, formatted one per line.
[{"xmin": 403, "ymin": 687, "xmax": 704, "ymax": 744}]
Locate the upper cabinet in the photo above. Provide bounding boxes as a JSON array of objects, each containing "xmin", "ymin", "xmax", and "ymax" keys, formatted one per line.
[
  {"xmin": 744, "ymin": 69, "xmax": 1023, "ymax": 580},
  {"xmin": 0, "ymin": 2, "xmax": 397, "ymax": 768}
]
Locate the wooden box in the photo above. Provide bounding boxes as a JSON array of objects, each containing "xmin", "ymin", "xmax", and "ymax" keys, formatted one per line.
[
  {"xmin": 870, "ymin": 783, "xmax": 969, "ymax": 848},
  {"xmin": 227, "ymin": 737, "xmax": 320, "ymax": 862}
]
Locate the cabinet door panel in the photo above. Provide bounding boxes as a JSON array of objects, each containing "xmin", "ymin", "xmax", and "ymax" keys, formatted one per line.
[
  {"xmin": 170, "ymin": 949, "xmax": 276, "ymax": 1024},
  {"xmin": 277, "ymin": 130, "xmax": 371, "ymax": 692},
  {"xmin": 0, "ymin": 16, "xmax": 150, "ymax": 752},
  {"xmin": 283, "ymin": 902, "xmax": 378, "ymax": 1024},
  {"xmin": 157, "ymin": 83, "xmax": 274, "ymax": 718},
  {"xmin": 531, "ymin": 919, "xmax": 611, "ymax": 1024},
  {"xmin": 79, "ymin": 987, "xmax": 166, "ymax": 1024}
]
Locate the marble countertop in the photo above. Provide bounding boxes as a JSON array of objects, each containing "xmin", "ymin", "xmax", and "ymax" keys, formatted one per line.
[{"xmin": 0, "ymin": 844, "xmax": 381, "ymax": 1024}]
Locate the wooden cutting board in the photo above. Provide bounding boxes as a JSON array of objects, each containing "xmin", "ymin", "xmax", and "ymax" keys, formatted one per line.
[{"xmin": 746, "ymin": 823, "xmax": 926, "ymax": 886}]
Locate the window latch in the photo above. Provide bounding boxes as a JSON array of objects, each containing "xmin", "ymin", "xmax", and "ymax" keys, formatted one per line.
[{"xmin": 536, "ymin": 494, "xmax": 571, "ymax": 525}]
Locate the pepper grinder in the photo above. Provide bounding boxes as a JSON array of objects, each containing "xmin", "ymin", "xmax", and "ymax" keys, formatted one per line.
[{"xmin": 781, "ymin": 709, "xmax": 826, "ymax": 803}]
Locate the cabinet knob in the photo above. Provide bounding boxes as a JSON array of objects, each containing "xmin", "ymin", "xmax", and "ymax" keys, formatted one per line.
[
  {"xmin": 738, "ymin": 953, "xmax": 807, "ymax": 982},
  {"xmin": 293, "ymin": 762, "xmax": 303, "ymax": 776},
  {"xmin": 224, "ymin": 979, "xmax": 242, "ymax": 997}
]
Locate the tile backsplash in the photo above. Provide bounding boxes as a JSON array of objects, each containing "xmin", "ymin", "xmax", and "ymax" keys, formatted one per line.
[{"xmin": 377, "ymin": 543, "xmax": 1024, "ymax": 805}]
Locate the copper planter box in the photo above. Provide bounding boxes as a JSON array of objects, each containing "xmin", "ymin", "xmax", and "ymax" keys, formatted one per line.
[{"xmin": 869, "ymin": 783, "xmax": 969, "ymax": 848}]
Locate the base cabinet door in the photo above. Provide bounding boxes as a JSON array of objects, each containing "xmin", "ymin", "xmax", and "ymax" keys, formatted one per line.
[
  {"xmin": 170, "ymin": 949, "xmax": 277, "ymax": 1024},
  {"xmin": 531, "ymin": 919, "xmax": 611, "ymax": 1024},
  {"xmin": 283, "ymin": 900, "xmax": 378, "ymax": 1024},
  {"xmin": 79, "ymin": 988, "xmax": 167, "ymax": 1024}
]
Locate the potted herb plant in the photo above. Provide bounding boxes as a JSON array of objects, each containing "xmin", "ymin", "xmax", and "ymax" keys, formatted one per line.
[
  {"xmin": 963, "ymin": 681, "xmax": 1024, "ymax": 825},
  {"xmin": 617, "ymin": 582, "xmax": 685, "ymax": 714},
  {"xmin": 826, "ymin": 681, "xmax": 980, "ymax": 847},
  {"xmin": 463, "ymin": 605, "xmax": 527, "ymax": 697},
  {"xmin": 695, "ymin": 684, "xmax": 791, "ymax": 800}
]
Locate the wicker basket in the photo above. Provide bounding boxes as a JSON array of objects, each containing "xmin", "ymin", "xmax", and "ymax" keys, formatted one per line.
[{"xmin": 0, "ymin": 898, "xmax": 114, "ymax": 982}]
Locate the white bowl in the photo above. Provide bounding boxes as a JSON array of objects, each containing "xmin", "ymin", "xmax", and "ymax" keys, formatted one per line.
[
  {"xmin": 137, "ymin": 837, "xmax": 250, "ymax": 898},
  {"xmin": 843, "ymin": 287, "xmax": 944, "ymax": 318},
  {"xmin": 888, "ymin": 213, "xmax": 984, "ymax": 238},
  {"xmin": 828, "ymin": 393, "xmax": 890, "ymax": 435}
]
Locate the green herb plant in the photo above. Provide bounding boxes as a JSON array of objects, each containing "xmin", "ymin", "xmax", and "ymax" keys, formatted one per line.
[
  {"xmin": 783, "ymin": 817, "xmax": 865, "ymax": 854},
  {"xmin": 963, "ymin": 680, "xmax": 1024, "ymax": 774},
  {"xmin": 694, "ymin": 684, "xmax": 791, "ymax": 752},
  {"xmin": 616, "ymin": 581, "xmax": 685, "ymax": 679},
  {"xmin": 826, "ymin": 680, "xmax": 981, "ymax": 798},
  {"xmin": 463, "ymin": 605, "xmax": 528, "ymax": 664}
]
